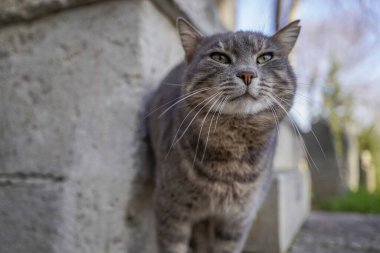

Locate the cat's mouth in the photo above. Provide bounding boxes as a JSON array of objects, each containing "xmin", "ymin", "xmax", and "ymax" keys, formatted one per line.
[{"xmin": 229, "ymin": 91, "xmax": 257, "ymax": 102}]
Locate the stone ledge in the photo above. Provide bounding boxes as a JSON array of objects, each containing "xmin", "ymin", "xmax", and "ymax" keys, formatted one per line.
[
  {"xmin": 0, "ymin": 172, "xmax": 65, "ymax": 185},
  {"xmin": 0, "ymin": 0, "xmax": 103, "ymax": 27},
  {"xmin": 0, "ymin": 0, "xmax": 227, "ymax": 33},
  {"xmin": 245, "ymin": 168, "xmax": 311, "ymax": 253}
]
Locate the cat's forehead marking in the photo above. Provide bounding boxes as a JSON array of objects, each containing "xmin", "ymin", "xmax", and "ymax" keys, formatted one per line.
[
  {"xmin": 227, "ymin": 33, "xmax": 266, "ymax": 54},
  {"xmin": 249, "ymin": 34, "xmax": 266, "ymax": 52},
  {"xmin": 217, "ymin": 41, "xmax": 225, "ymax": 50}
]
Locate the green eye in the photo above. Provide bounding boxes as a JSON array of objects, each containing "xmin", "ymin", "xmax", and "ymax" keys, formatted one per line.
[
  {"xmin": 257, "ymin": 53, "xmax": 273, "ymax": 64},
  {"xmin": 210, "ymin": 52, "xmax": 231, "ymax": 64}
]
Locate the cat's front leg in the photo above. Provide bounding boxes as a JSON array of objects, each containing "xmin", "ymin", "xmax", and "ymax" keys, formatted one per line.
[
  {"xmin": 156, "ymin": 213, "xmax": 192, "ymax": 253},
  {"xmin": 155, "ymin": 198, "xmax": 192, "ymax": 253},
  {"xmin": 211, "ymin": 217, "xmax": 251, "ymax": 253}
]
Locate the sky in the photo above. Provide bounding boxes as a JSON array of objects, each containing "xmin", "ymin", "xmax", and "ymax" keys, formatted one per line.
[
  {"xmin": 236, "ymin": 0, "xmax": 275, "ymax": 34},
  {"xmin": 236, "ymin": 0, "xmax": 380, "ymax": 131}
]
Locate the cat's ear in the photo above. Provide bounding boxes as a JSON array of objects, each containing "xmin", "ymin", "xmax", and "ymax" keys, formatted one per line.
[
  {"xmin": 177, "ymin": 17, "xmax": 202, "ymax": 63},
  {"xmin": 272, "ymin": 20, "xmax": 301, "ymax": 55}
]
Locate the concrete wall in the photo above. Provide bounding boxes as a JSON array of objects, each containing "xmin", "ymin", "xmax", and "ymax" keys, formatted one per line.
[
  {"xmin": 0, "ymin": 0, "xmax": 215, "ymax": 252},
  {"xmin": 245, "ymin": 168, "xmax": 310, "ymax": 253}
]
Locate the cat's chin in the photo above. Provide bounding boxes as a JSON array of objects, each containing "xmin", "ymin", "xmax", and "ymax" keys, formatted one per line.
[
  {"xmin": 229, "ymin": 92, "xmax": 255, "ymax": 102},
  {"xmin": 220, "ymin": 97, "xmax": 271, "ymax": 115}
]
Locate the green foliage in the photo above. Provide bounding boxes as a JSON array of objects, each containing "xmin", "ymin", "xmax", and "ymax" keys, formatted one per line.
[
  {"xmin": 323, "ymin": 59, "xmax": 380, "ymax": 192},
  {"xmin": 359, "ymin": 126, "xmax": 380, "ymax": 188},
  {"xmin": 314, "ymin": 188, "xmax": 380, "ymax": 214}
]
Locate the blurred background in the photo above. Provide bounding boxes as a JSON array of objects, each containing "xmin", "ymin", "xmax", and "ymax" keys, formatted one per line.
[
  {"xmin": 238, "ymin": 0, "xmax": 380, "ymax": 209},
  {"xmin": 0, "ymin": 0, "xmax": 379, "ymax": 253}
]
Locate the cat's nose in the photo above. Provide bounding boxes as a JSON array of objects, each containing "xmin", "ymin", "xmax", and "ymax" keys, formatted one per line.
[{"xmin": 236, "ymin": 71, "xmax": 257, "ymax": 86}]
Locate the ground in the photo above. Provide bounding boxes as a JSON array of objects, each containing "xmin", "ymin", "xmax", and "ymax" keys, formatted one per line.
[{"xmin": 288, "ymin": 211, "xmax": 380, "ymax": 253}]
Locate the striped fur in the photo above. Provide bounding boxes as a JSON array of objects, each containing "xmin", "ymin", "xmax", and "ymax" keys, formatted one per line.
[{"xmin": 148, "ymin": 18, "xmax": 300, "ymax": 253}]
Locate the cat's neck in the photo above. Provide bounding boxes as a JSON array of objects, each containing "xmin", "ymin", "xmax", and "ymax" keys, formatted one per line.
[{"xmin": 176, "ymin": 108, "xmax": 278, "ymax": 160}]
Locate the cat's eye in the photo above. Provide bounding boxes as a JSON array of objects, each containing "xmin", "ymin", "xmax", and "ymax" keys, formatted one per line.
[
  {"xmin": 210, "ymin": 52, "xmax": 231, "ymax": 64},
  {"xmin": 257, "ymin": 53, "xmax": 273, "ymax": 64}
]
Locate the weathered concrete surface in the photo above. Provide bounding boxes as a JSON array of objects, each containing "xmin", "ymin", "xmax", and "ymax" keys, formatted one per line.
[
  {"xmin": 0, "ymin": 0, "xmax": 183, "ymax": 252},
  {"xmin": 274, "ymin": 120, "xmax": 304, "ymax": 171},
  {"xmin": 0, "ymin": 182, "xmax": 65, "ymax": 253},
  {"xmin": 245, "ymin": 168, "xmax": 310, "ymax": 253},
  {"xmin": 0, "ymin": 0, "xmax": 227, "ymax": 34},
  {"xmin": 289, "ymin": 212, "xmax": 380, "ymax": 253},
  {"xmin": 0, "ymin": 0, "xmax": 104, "ymax": 26}
]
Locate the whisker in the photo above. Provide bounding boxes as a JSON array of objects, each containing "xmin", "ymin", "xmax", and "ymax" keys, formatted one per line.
[
  {"xmin": 219, "ymin": 86, "xmax": 236, "ymax": 91},
  {"xmin": 269, "ymin": 103, "xmax": 280, "ymax": 134},
  {"xmin": 218, "ymin": 86, "xmax": 235, "ymax": 92},
  {"xmin": 283, "ymin": 92, "xmax": 315, "ymax": 103},
  {"xmin": 146, "ymin": 87, "xmax": 213, "ymax": 119},
  {"xmin": 160, "ymin": 82, "xmax": 183, "ymax": 87},
  {"xmin": 158, "ymin": 87, "xmax": 216, "ymax": 118},
  {"xmin": 213, "ymin": 96, "xmax": 229, "ymax": 133},
  {"xmin": 220, "ymin": 82, "xmax": 237, "ymax": 88},
  {"xmin": 164, "ymin": 79, "xmax": 218, "ymax": 88},
  {"xmin": 201, "ymin": 96, "xmax": 225, "ymax": 162},
  {"xmin": 279, "ymin": 89, "xmax": 312, "ymax": 97},
  {"xmin": 171, "ymin": 92, "xmax": 223, "ymax": 148},
  {"xmin": 273, "ymin": 94, "xmax": 326, "ymax": 158},
  {"xmin": 266, "ymin": 93, "xmax": 320, "ymax": 171},
  {"xmin": 164, "ymin": 92, "xmax": 222, "ymax": 159},
  {"xmin": 263, "ymin": 80, "xmax": 315, "ymax": 86},
  {"xmin": 193, "ymin": 94, "xmax": 223, "ymax": 165}
]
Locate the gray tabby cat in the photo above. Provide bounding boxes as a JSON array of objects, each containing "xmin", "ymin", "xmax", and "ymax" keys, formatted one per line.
[{"xmin": 147, "ymin": 18, "xmax": 300, "ymax": 253}]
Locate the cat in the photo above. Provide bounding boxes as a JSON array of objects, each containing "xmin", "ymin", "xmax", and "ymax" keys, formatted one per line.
[{"xmin": 147, "ymin": 17, "xmax": 300, "ymax": 253}]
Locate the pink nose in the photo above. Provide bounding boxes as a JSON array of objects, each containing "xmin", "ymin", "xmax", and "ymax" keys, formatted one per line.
[{"xmin": 237, "ymin": 71, "xmax": 257, "ymax": 85}]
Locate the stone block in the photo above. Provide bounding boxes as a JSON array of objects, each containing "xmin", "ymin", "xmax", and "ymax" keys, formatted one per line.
[
  {"xmin": 245, "ymin": 168, "xmax": 311, "ymax": 253},
  {"xmin": 274, "ymin": 120, "xmax": 304, "ymax": 171},
  {"xmin": 0, "ymin": 182, "xmax": 65, "ymax": 253},
  {"xmin": 0, "ymin": 0, "xmax": 183, "ymax": 252},
  {"xmin": 0, "ymin": 0, "xmax": 103, "ymax": 26}
]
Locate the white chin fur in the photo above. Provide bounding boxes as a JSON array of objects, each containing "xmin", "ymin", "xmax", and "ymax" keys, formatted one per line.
[{"xmin": 221, "ymin": 97, "xmax": 272, "ymax": 115}]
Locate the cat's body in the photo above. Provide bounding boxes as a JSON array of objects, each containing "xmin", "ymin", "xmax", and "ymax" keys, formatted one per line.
[{"xmin": 148, "ymin": 18, "xmax": 300, "ymax": 253}]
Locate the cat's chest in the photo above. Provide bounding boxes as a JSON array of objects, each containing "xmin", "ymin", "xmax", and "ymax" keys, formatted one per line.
[
  {"xmin": 207, "ymin": 178, "xmax": 259, "ymax": 216},
  {"xmin": 205, "ymin": 117, "xmax": 271, "ymax": 149},
  {"xmin": 185, "ymin": 159, "xmax": 262, "ymax": 198}
]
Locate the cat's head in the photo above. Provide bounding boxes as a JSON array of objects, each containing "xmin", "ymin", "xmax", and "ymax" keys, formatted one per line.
[{"xmin": 177, "ymin": 18, "xmax": 300, "ymax": 117}]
